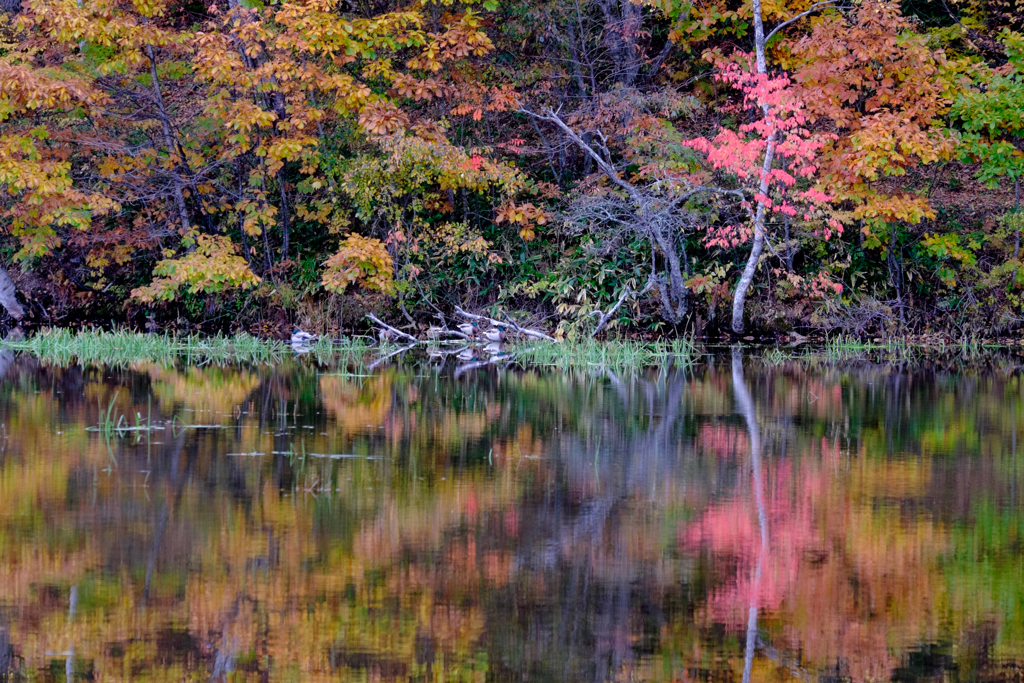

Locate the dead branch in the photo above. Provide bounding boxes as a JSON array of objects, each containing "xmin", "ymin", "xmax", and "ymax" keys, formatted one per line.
[
  {"xmin": 365, "ymin": 313, "xmax": 418, "ymax": 343},
  {"xmin": 763, "ymin": 0, "xmax": 843, "ymax": 43},
  {"xmin": 427, "ymin": 326, "xmax": 472, "ymax": 341},
  {"xmin": 454, "ymin": 306, "xmax": 556, "ymax": 341}
]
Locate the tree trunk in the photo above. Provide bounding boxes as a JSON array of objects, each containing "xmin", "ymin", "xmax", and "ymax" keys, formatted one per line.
[
  {"xmin": 1014, "ymin": 179, "xmax": 1020, "ymax": 285},
  {"xmin": 278, "ymin": 171, "xmax": 290, "ymax": 262},
  {"xmin": 888, "ymin": 223, "xmax": 907, "ymax": 329},
  {"xmin": 596, "ymin": 0, "xmax": 641, "ymax": 87},
  {"xmin": 651, "ymin": 227, "xmax": 688, "ymax": 322},
  {"xmin": 730, "ymin": 0, "xmax": 775, "ymax": 335},
  {"xmin": 784, "ymin": 213, "xmax": 793, "ymax": 272},
  {"xmin": 0, "ymin": 266, "xmax": 25, "ymax": 321},
  {"xmin": 619, "ymin": 0, "xmax": 642, "ymax": 86}
]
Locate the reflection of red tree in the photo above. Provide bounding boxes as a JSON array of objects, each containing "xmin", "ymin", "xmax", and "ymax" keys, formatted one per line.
[
  {"xmin": 680, "ymin": 458, "xmax": 829, "ymax": 625},
  {"xmin": 676, "ymin": 437, "xmax": 937, "ymax": 680},
  {"xmin": 697, "ymin": 425, "xmax": 749, "ymax": 460}
]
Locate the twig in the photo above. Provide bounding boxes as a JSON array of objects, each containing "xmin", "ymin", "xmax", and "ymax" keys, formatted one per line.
[
  {"xmin": 763, "ymin": 0, "xmax": 843, "ymax": 43},
  {"xmin": 365, "ymin": 313, "xmax": 417, "ymax": 343}
]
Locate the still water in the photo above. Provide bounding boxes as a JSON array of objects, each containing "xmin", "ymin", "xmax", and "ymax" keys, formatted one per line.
[{"xmin": 0, "ymin": 349, "xmax": 1022, "ymax": 681}]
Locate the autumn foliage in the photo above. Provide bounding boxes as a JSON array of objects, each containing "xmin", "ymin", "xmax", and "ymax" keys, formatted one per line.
[{"xmin": 0, "ymin": 0, "xmax": 1019, "ymax": 336}]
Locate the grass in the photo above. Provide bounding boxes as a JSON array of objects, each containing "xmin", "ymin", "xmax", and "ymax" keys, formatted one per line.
[
  {"xmin": 9, "ymin": 327, "xmax": 1002, "ymax": 373},
  {"xmin": 1, "ymin": 329, "xmax": 375, "ymax": 367},
  {"xmin": 2, "ymin": 329, "xmax": 702, "ymax": 372},
  {"xmin": 817, "ymin": 334, "xmax": 920, "ymax": 363},
  {"xmin": 87, "ymin": 389, "xmax": 164, "ymax": 439},
  {"xmin": 509, "ymin": 337, "xmax": 697, "ymax": 372}
]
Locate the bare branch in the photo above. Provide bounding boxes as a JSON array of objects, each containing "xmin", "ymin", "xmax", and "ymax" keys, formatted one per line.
[
  {"xmin": 366, "ymin": 313, "xmax": 418, "ymax": 342},
  {"xmin": 519, "ymin": 108, "xmax": 639, "ymax": 200},
  {"xmin": 764, "ymin": 1, "xmax": 842, "ymax": 43}
]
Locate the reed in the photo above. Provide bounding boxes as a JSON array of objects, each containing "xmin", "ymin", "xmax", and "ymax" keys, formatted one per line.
[
  {"xmin": 1, "ymin": 329, "xmax": 376, "ymax": 366},
  {"xmin": 510, "ymin": 337, "xmax": 697, "ymax": 372}
]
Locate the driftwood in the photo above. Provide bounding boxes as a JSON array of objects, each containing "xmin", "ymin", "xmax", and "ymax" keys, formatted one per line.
[
  {"xmin": 454, "ymin": 306, "xmax": 555, "ymax": 342},
  {"xmin": 365, "ymin": 313, "xmax": 417, "ymax": 343}
]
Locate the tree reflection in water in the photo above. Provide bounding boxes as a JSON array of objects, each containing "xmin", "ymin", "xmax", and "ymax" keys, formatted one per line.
[
  {"xmin": 732, "ymin": 346, "xmax": 767, "ymax": 683},
  {"xmin": 0, "ymin": 354, "xmax": 1018, "ymax": 680}
]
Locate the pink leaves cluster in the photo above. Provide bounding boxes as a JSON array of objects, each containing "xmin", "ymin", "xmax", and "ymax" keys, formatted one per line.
[
  {"xmin": 683, "ymin": 53, "xmax": 842, "ymax": 245},
  {"xmin": 705, "ymin": 223, "xmax": 752, "ymax": 249}
]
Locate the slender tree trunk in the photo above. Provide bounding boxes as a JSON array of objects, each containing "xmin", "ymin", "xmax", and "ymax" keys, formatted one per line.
[
  {"xmin": 262, "ymin": 224, "xmax": 273, "ymax": 273},
  {"xmin": 1013, "ymin": 179, "xmax": 1020, "ymax": 284},
  {"xmin": 730, "ymin": 0, "xmax": 776, "ymax": 335},
  {"xmin": 781, "ymin": 157, "xmax": 793, "ymax": 272},
  {"xmin": 530, "ymin": 118, "xmax": 561, "ymax": 185},
  {"xmin": 1007, "ymin": 179, "xmax": 1015, "ymax": 286},
  {"xmin": 565, "ymin": 20, "xmax": 589, "ymax": 97},
  {"xmin": 0, "ymin": 266, "xmax": 25, "ymax": 320},
  {"xmin": 278, "ymin": 171, "xmax": 290, "ymax": 262},
  {"xmin": 784, "ymin": 213, "xmax": 793, "ymax": 272},
  {"xmin": 888, "ymin": 223, "xmax": 906, "ymax": 329},
  {"xmin": 236, "ymin": 157, "xmax": 258, "ymax": 272},
  {"xmin": 620, "ymin": 0, "xmax": 642, "ymax": 86}
]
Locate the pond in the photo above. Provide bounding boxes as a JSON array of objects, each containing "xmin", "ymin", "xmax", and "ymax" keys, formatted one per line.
[{"xmin": 0, "ymin": 348, "xmax": 1021, "ymax": 681}]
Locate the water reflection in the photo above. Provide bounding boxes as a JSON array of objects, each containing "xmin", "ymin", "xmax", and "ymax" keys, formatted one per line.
[
  {"xmin": 732, "ymin": 347, "xmax": 766, "ymax": 683},
  {"xmin": 0, "ymin": 354, "xmax": 1021, "ymax": 680}
]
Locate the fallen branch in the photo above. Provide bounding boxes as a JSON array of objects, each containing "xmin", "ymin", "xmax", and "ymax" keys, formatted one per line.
[
  {"xmin": 427, "ymin": 325, "xmax": 471, "ymax": 341},
  {"xmin": 365, "ymin": 313, "xmax": 418, "ymax": 343},
  {"xmin": 454, "ymin": 306, "xmax": 555, "ymax": 342}
]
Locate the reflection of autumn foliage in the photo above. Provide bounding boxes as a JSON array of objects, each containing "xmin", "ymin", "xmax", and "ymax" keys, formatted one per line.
[
  {"xmin": 142, "ymin": 363, "xmax": 263, "ymax": 414},
  {"xmin": 681, "ymin": 458, "xmax": 828, "ymax": 625},
  {"xmin": 0, "ymin": 359, "xmax": 1023, "ymax": 681},
  {"xmin": 697, "ymin": 424, "xmax": 749, "ymax": 459},
  {"xmin": 681, "ymin": 434, "xmax": 950, "ymax": 680}
]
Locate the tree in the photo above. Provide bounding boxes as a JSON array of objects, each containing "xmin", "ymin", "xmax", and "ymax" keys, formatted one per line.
[
  {"xmin": 782, "ymin": 0, "xmax": 957, "ymax": 317},
  {"xmin": 951, "ymin": 30, "xmax": 1024, "ymax": 263},
  {"xmin": 522, "ymin": 101, "xmax": 705, "ymax": 328},
  {"xmin": 682, "ymin": 52, "xmax": 837, "ymax": 334},
  {"xmin": 1, "ymin": 0, "xmax": 522, "ymax": 312}
]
